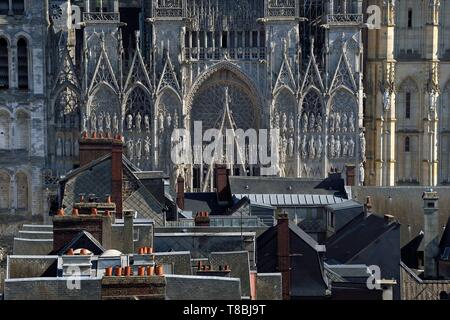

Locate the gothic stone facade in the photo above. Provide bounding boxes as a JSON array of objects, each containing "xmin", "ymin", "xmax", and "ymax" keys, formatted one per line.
[
  {"xmin": 0, "ymin": 1, "xmax": 46, "ymax": 216},
  {"xmin": 365, "ymin": 0, "xmax": 450, "ymax": 187},
  {"xmin": 46, "ymin": 0, "xmax": 365, "ymax": 194},
  {"xmin": 2, "ymin": 0, "xmax": 369, "ymax": 216}
]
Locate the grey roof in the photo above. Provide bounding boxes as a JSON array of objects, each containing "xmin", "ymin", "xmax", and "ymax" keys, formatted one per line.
[
  {"xmin": 234, "ymin": 193, "xmax": 346, "ymax": 207},
  {"xmin": 230, "ymin": 176, "xmax": 332, "ymax": 194},
  {"xmin": 289, "ymin": 221, "xmax": 326, "ymax": 252},
  {"xmin": 184, "ymin": 192, "xmax": 228, "ymax": 215},
  {"xmin": 133, "ymin": 171, "xmax": 169, "ymax": 179},
  {"xmin": 326, "ymin": 199, "xmax": 363, "ymax": 211}
]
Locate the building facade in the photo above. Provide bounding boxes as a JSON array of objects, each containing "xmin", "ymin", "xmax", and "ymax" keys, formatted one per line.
[
  {"xmin": 11, "ymin": 0, "xmax": 450, "ymax": 216},
  {"xmin": 45, "ymin": 0, "xmax": 365, "ymax": 195},
  {"xmin": 0, "ymin": 0, "xmax": 47, "ymax": 216},
  {"xmin": 365, "ymin": 0, "xmax": 450, "ymax": 187}
]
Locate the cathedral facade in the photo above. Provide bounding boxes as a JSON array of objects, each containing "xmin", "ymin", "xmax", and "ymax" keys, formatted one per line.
[
  {"xmin": 47, "ymin": 0, "xmax": 365, "ymax": 194},
  {"xmin": 7, "ymin": 0, "xmax": 448, "ymax": 217}
]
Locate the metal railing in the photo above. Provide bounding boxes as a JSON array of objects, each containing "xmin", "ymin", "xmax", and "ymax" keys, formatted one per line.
[
  {"xmin": 184, "ymin": 47, "xmax": 266, "ymax": 61},
  {"xmin": 326, "ymin": 14, "xmax": 363, "ymax": 24},
  {"xmin": 83, "ymin": 12, "xmax": 120, "ymax": 22}
]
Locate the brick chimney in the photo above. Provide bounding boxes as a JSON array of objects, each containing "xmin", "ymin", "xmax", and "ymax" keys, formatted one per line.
[
  {"xmin": 345, "ymin": 164, "xmax": 356, "ymax": 186},
  {"xmin": 277, "ymin": 210, "xmax": 290, "ymax": 300},
  {"xmin": 423, "ymin": 188, "xmax": 440, "ymax": 279},
  {"xmin": 79, "ymin": 135, "xmax": 124, "ymax": 218},
  {"xmin": 364, "ymin": 196, "xmax": 373, "ymax": 217},
  {"xmin": 176, "ymin": 175, "xmax": 185, "ymax": 210},
  {"xmin": 215, "ymin": 164, "xmax": 231, "ymax": 205}
]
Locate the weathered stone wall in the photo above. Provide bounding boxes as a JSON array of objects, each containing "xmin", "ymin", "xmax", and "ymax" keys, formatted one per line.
[
  {"xmin": 165, "ymin": 274, "xmax": 242, "ymax": 300},
  {"xmin": 256, "ymin": 273, "xmax": 282, "ymax": 300},
  {"xmin": 153, "ymin": 252, "xmax": 192, "ymax": 275},
  {"xmin": 352, "ymin": 186, "xmax": 450, "ymax": 246},
  {"xmin": 7, "ymin": 255, "xmax": 57, "ymax": 279},
  {"xmin": 4, "ymin": 278, "xmax": 102, "ymax": 300}
]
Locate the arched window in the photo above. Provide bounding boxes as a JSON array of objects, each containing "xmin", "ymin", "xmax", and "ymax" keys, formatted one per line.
[
  {"xmin": 0, "ymin": 110, "xmax": 10, "ymax": 149},
  {"xmin": 405, "ymin": 92, "xmax": 411, "ymax": 119},
  {"xmin": 405, "ymin": 137, "xmax": 410, "ymax": 152},
  {"xmin": 17, "ymin": 38, "xmax": 28, "ymax": 90},
  {"xmin": 12, "ymin": 0, "xmax": 24, "ymax": 15},
  {"xmin": 15, "ymin": 171, "xmax": 28, "ymax": 210},
  {"xmin": 0, "ymin": 171, "xmax": 10, "ymax": 209},
  {"xmin": 0, "ymin": 38, "xmax": 8, "ymax": 89},
  {"xmin": 15, "ymin": 110, "xmax": 30, "ymax": 150}
]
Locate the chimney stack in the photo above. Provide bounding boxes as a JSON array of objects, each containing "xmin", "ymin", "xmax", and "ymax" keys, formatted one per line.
[
  {"xmin": 215, "ymin": 164, "xmax": 231, "ymax": 205},
  {"xmin": 423, "ymin": 188, "xmax": 440, "ymax": 279},
  {"xmin": 276, "ymin": 210, "xmax": 290, "ymax": 300},
  {"xmin": 364, "ymin": 196, "xmax": 372, "ymax": 217},
  {"xmin": 79, "ymin": 136, "xmax": 124, "ymax": 218},
  {"xmin": 176, "ymin": 174, "xmax": 185, "ymax": 210},
  {"xmin": 123, "ymin": 210, "xmax": 134, "ymax": 254}
]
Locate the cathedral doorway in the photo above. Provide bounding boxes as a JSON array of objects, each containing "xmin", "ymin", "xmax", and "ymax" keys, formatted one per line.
[{"xmin": 188, "ymin": 67, "xmax": 262, "ymax": 191}]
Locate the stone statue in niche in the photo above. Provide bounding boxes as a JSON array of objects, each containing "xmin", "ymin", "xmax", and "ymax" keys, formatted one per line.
[
  {"xmin": 281, "ymin": 112, "xmax": 287, "ymax": 133},
  {"xmin": 135, "ymin": 139, "xmax": 142, "ymax": 159},
  {"xmin": 144, "ymin": 115, "xmax": 150, "ymax": 131},
  {"xmin": 273, "ymin": 111, "xmax": 280, "ymax": 129},
  {"xmin": 309, "ymin": 136, "xmax": 315, "ymax": 159},
  {"xmin": 359, "ymin": 163, "xmax": 365, "ymax": 185},
  {"xmin": 82, "ymin": 113, "xmax": 88, "ymax": 133},
  {"xmin": 113, "ymin": 113, "xmax": 119, "ymax": 134},
  {"xmin": 105, "ymin": 112, "xmax": 111, "ymax": 133},
  {"xmin": 302, "ymin": 112, "xmax": 308, "ymax": 133},
  {"xmin": 359, "ymin": 131, "xmax": 366, "ymax": 162},
  {"xmin": 329, "ymin": 135, "xmax": 335, "ymax": 158},
  {"xmin": 316, "ymin": 136, "xmax": 323, "ymax": 159},
  {"xmin": 335, "ymin": 135, "xmax": 341, "ymax": 158},
  {"xmin": 90, "ymin": 113, "xmax": 97, "ymax": 132},
  {"xmin": 288, "ymin": 136, "xmax": 294, "ymax": 157},
  {"xmin": 341, "ymin": 113, "xmax": 348, "ymax": 133},
  {"xmin": 127, "ymin": 139, "xmax": 134, "ymax": 159},
  {"xmin": 144, "ymin": 136, "xmax": 151, "ymax": 156},
  {"xmin": 136, "ymin": 112, "xmax": 142, "ymax": 132},
  {"xmin": 348, "ymin": 137, "xmax": 355, "ymax": 157},
  {"xmin": 127, "ymin": 114, "xmax": 133, "ymax": 130},
  {"xmin": 159, "ymin": 111, "xmax": 165, "ymax": 132},
  {"xmin": 97, "ymin": 113, "xmax": 104, "ymax": 133},
  {"xmin": 316, "ymin": 113, "xmax": 323, "ymax": 133},
  {"xmin": 335, "ymin": 113, "xmax": 341, "ymax": 133},
  {"xmin": 301, "ymin": 135, "xmax": 307, "ymax": 159},
  {"xmin": 382, "ymin": 88, "xmax": 390, "ymax": 111},
  {"xmin": 289, "ymin": 114, "xmax": 294, "ymax": 131},
  {"xmin": 309, "ymin": 113, "xmax": 316, "ymax": 132},
  {"xmin": 342, "ymin": 137, "xmax": 348, "ymax": 157},
  {"xmin": 166, "ymin": 112, "xmax": 172, "ymax": 129},
  {"xmin": 349, "ymin": 112, "xmax": 355, "ymax": 132},
  {"xmin": 329, "ymin": 113, "xmax": 335, "ymax": 133}
]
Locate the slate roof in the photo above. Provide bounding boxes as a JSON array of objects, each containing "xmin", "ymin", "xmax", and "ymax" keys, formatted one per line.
[
  {"xmin": 53, "ymin": 230, "xmax": 105, "ymax": 256},
  {"xmin": 325, "ymin": 213, "xmax": 401, "ymax": 263},
  {"xmin": 184, "ymin": 192, "xmax": 229, "ymax": 215},
  {"xmin": 59, "ymin": 153, "xmax": 165, "ymax": 225},
  {"xmin": 234, "ymin": 193, "xmax": 346, "ymax": 207},
  {"xmin": 439, "ymin": 216, "xmax": 450, "ymax": 252},
  {"xmin": 257, "ymin": 221, "xmax": 329, "ymax": 297},
  {"xmin": 229, "ymin": 174, "xmax": 347, "ymax": 198}
]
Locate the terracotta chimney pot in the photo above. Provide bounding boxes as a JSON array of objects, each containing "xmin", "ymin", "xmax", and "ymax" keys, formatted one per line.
[
  {"xmin": 147, "ymin": 266, "xmax": 155, "ymax": 276},
  {"xmin": 105, "ymin": 267, "xmax": 113, "ymax": 277},
  {"xmin": 114, "ymin": 267, "xmax": 123, "ymax": 277}
]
